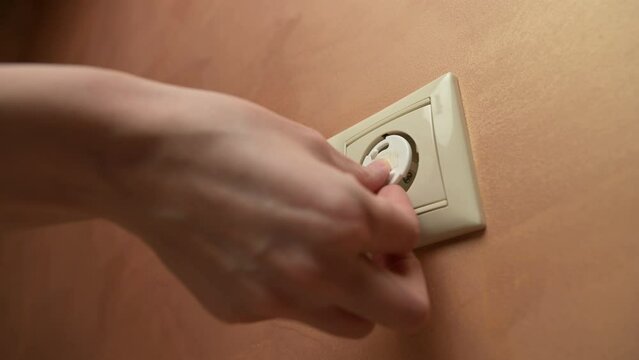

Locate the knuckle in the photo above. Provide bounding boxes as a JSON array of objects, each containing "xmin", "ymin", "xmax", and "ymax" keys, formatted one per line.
[
  {"xmin": 314, "ymin": 189, "xmax": 374, "ymax": 249},
  {"xmin": 301, "ymin": 128, "xmax": 325, "ymax": 143},
  {"xmin": 301, "ymin": 129, "xmax": 332, "ymax": 155},
  {"xmin": 402, "ymin": 218, "xmax": 420, "ymax": 246},
  {"xmin": 274, "ymin": 252, "xmax": 324, "ymax": 289},
  {"xmin": 322, "ymin": 220, "xmax": 372, "ymax": 254},
  {"xmin": 318, "ymin": 185, "xmax": 365, "ymax": 222},
  {"xmin": 260, "ymin": 247, "xmax": 326, "ymax": 298},
  {"xmin": 349, "ymin": 165, "xmax": 369, "ymax": 183},
  {"xmin": 290, "ymin": 261, "xmax": 324, "ymax": 289},
  {"xmin": 342, "ymin": 172, "xmax": 362, "ymax": 188},
  {"xmin": 396, "ymin": 297, "xmax": 430, "ymax": 330},
  {"xmin": 338, "ymin": 221, "xmax": 371, "ymax": 243}
]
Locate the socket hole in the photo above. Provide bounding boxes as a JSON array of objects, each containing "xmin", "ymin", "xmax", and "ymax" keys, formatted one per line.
[{"xmin": 376, "ymin": 142, "xmax": 390, "ymax": 153}]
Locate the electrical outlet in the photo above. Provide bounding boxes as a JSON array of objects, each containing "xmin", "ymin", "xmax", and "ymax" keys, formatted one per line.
[{"xmin": 328, "ymin": 73, "xmax": 484, "ymax": 247}]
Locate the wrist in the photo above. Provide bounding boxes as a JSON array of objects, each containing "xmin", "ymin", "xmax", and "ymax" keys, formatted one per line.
[
  {"xmin": 73, "ymin": 67, "xmax": 179, "ymax": 219},
  {"xmin": 0, "ymin": 65, "xmax": 172, "ymax": 222}
]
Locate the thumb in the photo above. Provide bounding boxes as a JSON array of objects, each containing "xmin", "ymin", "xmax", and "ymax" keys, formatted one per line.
[
  {"xmin": 327, "ymin": 146, "xmax": 390, "ymax": 191},
  {"xmin": 362, "ymin": 160, "xmax": 391, "ymax": 191}
]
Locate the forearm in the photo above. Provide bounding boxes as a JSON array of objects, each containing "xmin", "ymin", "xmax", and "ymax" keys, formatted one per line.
[
  {"xmin": 0, "ymin": 65, "xmax": 429, "ymax": 336},
  {"xmin": 0, "ymin": 64, "xmax": 159, "ymax": 229}
]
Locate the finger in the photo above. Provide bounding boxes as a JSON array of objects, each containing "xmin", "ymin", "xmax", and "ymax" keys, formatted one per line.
[
  {"xmin": 287, "ymin": 306, "xmax": 375, "ymax": 339},
  {"xmin": 361, "ymin": 184, "xmax": 420, "ymax": 253},
  {"xmin": 377, "ymin": 184, "xmax": 415, "ymax": 218},
  {"xmin": 378, "ymin": 252, "xmax": 430, "ymax": 331},
  {"xmin": 327, "ymin": 147, "xmax": 390, "ymax": 192},
  {"xmin": 321, "ymin": 254, "xmax": 429, "ymax": 331}
]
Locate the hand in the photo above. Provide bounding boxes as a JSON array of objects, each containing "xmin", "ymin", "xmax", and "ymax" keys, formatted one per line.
[
  {"xmin": 96, "ymin": 79, "xmax": 430, "ymax": 338},
  {"xmin": 0, "ymin": 65, "xmax": 429, "ymax": 338}
]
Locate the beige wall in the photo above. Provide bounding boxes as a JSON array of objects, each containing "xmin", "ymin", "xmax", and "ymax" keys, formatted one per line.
[{"xmin": 2, "ymin": 1, "xmax": 639, "ymax": 359}]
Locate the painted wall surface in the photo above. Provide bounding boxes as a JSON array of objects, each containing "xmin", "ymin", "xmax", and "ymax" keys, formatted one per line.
[
  {"xmin": 2, "ymin": 1, "xmax": 639, "ymax": 359},
  {"xmin": 0, "ymin": 0, "xmax": 38, "ymax": 61}
]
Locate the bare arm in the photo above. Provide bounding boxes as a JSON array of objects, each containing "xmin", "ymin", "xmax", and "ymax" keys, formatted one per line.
[
  {"xmin": 0, "ymin": 64, "xmax": 429, "ymax": 338},
  {"xmin": 0, "ymin": 65, "xmax": 134, "ymax": 228}
]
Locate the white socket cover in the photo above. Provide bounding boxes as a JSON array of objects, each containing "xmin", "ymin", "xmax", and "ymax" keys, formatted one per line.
[
  {"xmin": 328, "ymin": 73, "xmax": 485, "ymax": 247},
  {"xmin": 362, "ymin": 135, "xmax": 412, "ymax": 185}
]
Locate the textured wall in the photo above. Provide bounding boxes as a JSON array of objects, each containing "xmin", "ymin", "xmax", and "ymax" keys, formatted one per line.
[{"xmin": 2, "ymin": 1, "xmax": 639, "ymax": 359}]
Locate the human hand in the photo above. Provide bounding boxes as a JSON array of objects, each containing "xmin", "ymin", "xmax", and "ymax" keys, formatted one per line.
[{"xmin": 96, "ymin": 75, "xmax": 429, "ymax": 338}]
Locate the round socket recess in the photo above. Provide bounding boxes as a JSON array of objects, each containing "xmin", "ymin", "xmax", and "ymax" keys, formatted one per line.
[{"xmin": 361, "ymin": 134, "xmax": 412, "ymax": 185}]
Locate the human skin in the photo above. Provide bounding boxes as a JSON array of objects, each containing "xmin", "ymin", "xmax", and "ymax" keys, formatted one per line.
[{"xmin": 0, "ymin": 65, "xmax": 429, "ymax": 338}]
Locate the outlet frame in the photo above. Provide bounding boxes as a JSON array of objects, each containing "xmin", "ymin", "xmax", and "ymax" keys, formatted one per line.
[{"xmin": 328, "ymin": 73, "xmax": 484, "ymax": 247}]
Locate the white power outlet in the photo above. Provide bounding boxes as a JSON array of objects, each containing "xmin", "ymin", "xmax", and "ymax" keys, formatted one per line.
[{"xmin": 328, "ymin": 73, "xmax": 484, "ymax": 247}]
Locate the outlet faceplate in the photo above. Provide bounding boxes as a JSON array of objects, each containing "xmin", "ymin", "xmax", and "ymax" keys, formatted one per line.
[{"xmin": 328, "ymin": 73, "xmax": 484, "ymax": 247}]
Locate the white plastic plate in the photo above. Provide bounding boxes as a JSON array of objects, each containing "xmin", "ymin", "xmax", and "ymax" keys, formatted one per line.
[{"xmin": 328, "ymin": 73, "xmax": 485, "ymax": 247}]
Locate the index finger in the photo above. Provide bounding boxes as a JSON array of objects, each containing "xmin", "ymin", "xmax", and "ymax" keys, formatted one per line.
[{"xmin": 362, "ymin": 184, "xmax": 420, "ymax": 253}]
